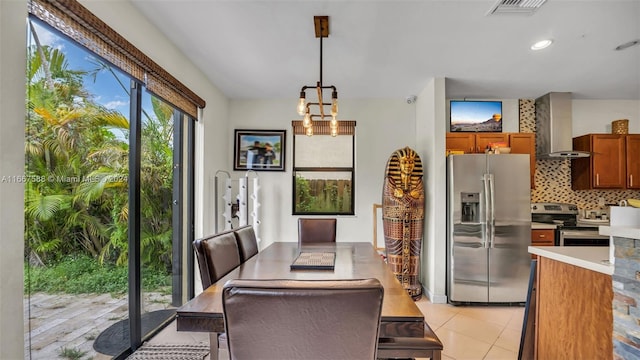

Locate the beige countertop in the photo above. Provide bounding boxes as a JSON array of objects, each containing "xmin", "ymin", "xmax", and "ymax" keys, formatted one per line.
[
  {"xmin": 531, "ymin": 222, "xmax": 557, "ymax": 230},
  {"xmin": 599, "ymin": 225, "xmax": 640, "ymax": 240},
  {"xmin": 528, "ymin": 246, "xmax": 613, "ymax": 275}
]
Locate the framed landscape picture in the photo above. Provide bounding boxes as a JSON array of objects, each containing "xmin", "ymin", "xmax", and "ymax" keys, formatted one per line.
[
  {"xmin": 450, "ymin": 100, "xmax": 502, "ymax": 132},
  {"xmin": 234, "ymin": 129, "xmax": 286, "ymax": 171}
]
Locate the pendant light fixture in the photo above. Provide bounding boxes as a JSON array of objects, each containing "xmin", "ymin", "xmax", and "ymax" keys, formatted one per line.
[{"xmin": 296, "ymin": 16, "xmax": 339, "ymax": 137}]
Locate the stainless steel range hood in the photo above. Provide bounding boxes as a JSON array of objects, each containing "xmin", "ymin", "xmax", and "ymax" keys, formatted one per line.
[{"xmin": 535, "ymin": 92, "xmax": 590, "ymax": 159}]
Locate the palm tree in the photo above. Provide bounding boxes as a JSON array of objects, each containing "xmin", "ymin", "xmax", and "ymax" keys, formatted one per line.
[
  {"xmin": 26, "ymin": 21, "xmax": 176, "ymax": 276},
  {"xmin": 25, "ymin": 37, "xmax": 128, "ymax": 263}
]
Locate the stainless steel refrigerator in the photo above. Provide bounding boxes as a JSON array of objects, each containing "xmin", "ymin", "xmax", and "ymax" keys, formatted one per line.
[{"xmin": 447, "ymin": 154, "xmax": 531, "ymax": 304}]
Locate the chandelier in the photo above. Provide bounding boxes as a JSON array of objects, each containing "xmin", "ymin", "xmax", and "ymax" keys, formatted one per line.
[{"xmin": 296, "ymin": 16, "xmax": 339, "ymax": 137}]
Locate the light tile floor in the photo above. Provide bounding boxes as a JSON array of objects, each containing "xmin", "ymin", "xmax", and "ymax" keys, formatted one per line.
[
  {"xmin": 414, "ymin": 298, "xmax": 524, "ymax": 360},
  {"xmin": 146, "ymin": 297, "xmax": 525, "ymax": 360}
]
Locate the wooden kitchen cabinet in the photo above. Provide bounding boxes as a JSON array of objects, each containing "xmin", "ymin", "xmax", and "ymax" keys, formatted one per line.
[
  {"xmin": 445, "ymin": 132, "xmax": 511, "ymax": 153},
  {"xmin": 475, "ymin": 133, "xmax": 509, "ymax": 153},
  {"xmin": 626, "ymin": 134, "xmax": 640, "ymax": 189},
  {"xmin": 572, "ymin": 134, "xmax": 626, "ymax": 190},
  {"xmin": 445, "ymin": 133, "xmax": 476, "ymax": 153},
  {"xmin": 530, "ymin": 229, "xmax": 554, "ymax": 259},
  {"xmin": 535, "ymin": 256, "xmax": 612, "ymax": 359},
  {"xmin": 446, "ymin": 132, "xmax": 536, "ymax": 188},
  {"xmin": 509, "ymin": 133, "xmax": 536, "ymax": 189}
]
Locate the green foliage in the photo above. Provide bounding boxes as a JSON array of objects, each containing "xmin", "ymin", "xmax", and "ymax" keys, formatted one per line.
[
  {"xmin": 58, "ymin": 347, "xmax": 87, "ymax": 360},
  {"xmin": 295, "ymin": 176, "xmax": 352, "ymax": 213},
  {"xmin": 294, "ymin": 176, "xmax": 314, "ymax": 212},
  {"xmin": 25, "ymin": 23, "xmax": 176, "ymax": 276},
  {"xmin": 25, "ymin": 255, "xmax": 170, "ymax": 294}
]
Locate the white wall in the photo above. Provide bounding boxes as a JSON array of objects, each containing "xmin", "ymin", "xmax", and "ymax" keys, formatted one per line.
[
  {"xmin": 0, "ymin": 1, "xmax": 27, "ymax": 358},
  {"xmin": 572, "ymin": 100, "xmax": 640, "ymax": 135},
  {"xmin": 417, "ymin": 78, "xmax": 448, "ymax": 303},
  {"xmin": 227, "ymin": 98, "xmax": 417, "ymax": 248}
]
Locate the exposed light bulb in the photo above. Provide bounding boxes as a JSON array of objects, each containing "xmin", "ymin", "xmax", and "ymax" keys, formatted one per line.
[
  {"xmin": 330, "ymin": 116, "xmax": 338, "ymax": 128},
  {"xmin": 331, "ymin": 127, "xmax": 338, "ymax": 137},
  {"xmin": 331, "ymin": 98, "xmax": 338, "ymax": 116},
  {"xmin": 306, "ymin": 126, "xmax": 313, "ymax": 137},
  {"xmin": 297, "ymin": 98, "xmax": 306, "ymax": 116},
  {"xmin": 302, "ymin": 112, "xmax": 311, "ymax": 128}
]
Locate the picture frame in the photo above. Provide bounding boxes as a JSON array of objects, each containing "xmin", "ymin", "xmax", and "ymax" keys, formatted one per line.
[
  {"xmin": 234, "ymin": 129, "xmax": 286, "ymax": 171},
  {"xmin": 449, "ymin": 100, "xmax": 502, "ymax": 132}
]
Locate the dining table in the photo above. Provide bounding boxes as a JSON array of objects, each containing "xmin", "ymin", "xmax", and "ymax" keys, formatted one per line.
[{"xmin": 176, "ymin": 241, "xmax": 426, "ymax": 354}]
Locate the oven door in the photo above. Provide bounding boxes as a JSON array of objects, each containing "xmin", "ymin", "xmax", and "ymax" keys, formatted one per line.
[{"xmin": 557, "ymin": 228, "xmax": 609, "ymax": 246}]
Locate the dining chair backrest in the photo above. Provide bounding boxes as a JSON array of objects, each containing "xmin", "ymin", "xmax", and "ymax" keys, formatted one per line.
[
  {"xmin": 222, "ymin": 278, "xmax": 384, "ymax": 360},
  {"xmin": 193, "ymin": 231, "xmax": 241, "ymax": 289},
  {"xmin": 297, "ymin": 218, "xmax": 337, "ymax": 245},
  {"xmin": 233, "ymin": 225, "xmax": 258, "ymax": 263}
]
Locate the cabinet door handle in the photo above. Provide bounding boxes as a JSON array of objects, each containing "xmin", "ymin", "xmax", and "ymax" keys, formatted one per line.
[
  {"xmin": 596, "ymin": 173, "xmax": 600, "ymax": 186},
  {"xmin": 631, "ymin": 174, "xmax": 634, "ymax": 187},
  {"xmin": 538, "ymin": 234, "xmax": 546, "ymax": 238}
]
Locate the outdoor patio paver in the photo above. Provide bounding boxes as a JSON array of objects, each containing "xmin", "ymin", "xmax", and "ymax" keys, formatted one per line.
[{"xmin": 24, "ymin": 292, "xmax": 171, "ymax": 359}]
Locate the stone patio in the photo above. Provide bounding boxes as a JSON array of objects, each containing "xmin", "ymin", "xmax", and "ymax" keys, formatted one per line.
[{"xmin": 24, "ymin": 292, "xmax": 172, "ymax": 360}]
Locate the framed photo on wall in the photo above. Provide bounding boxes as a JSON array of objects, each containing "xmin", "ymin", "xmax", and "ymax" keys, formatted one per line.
[
  {"xmin": 234, "ymin": 129, "xmax": 286, "ymax": 171},
  {"xmin": 449, "ymin": 100, "xmax": 503, "ymax": 132}
]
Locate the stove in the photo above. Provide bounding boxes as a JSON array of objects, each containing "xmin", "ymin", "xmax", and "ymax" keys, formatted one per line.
[
  {"xmin": 531, "ymin": 202, "xmax": 608, "ymax": 246},
  {"xmin": 531, "ymin": 202, "xmax": 579, "ymax": 226}
]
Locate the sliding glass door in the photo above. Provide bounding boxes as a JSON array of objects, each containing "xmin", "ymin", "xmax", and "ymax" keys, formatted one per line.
[{"xmin": 25, "ymin": 18, "xmax": 194, "ymax": 359}]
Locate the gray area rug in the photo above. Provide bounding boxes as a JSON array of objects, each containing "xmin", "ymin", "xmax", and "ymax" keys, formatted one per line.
[{"xmin": 126, "ymin": 344, "xmax": 209, "ymax": 360}]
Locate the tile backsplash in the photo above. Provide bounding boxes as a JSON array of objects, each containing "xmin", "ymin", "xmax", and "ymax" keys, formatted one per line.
[{"xmin": 519, "ymin": 99, "xmax": 640, "ymax": 211}]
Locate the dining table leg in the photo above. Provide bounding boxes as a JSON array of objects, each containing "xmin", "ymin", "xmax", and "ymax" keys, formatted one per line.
[{"xmin": 209, "ymin": 333, "xmax": 219, "ymax": 360}]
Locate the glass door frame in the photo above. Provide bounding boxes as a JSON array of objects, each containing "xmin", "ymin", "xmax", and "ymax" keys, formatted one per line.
[{"xmin": 123, "ymin": 81, "xmax": 196, "ymax": 358}]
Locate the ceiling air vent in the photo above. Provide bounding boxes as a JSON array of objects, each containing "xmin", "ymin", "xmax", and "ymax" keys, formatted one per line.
[{"xmin": 487, "ymin": 0, "xmax": 547, "ymax": 16}]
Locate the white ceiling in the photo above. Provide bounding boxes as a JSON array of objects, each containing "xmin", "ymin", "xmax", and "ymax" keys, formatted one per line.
[{"xmin": 130, "ymin": 0, "xmax": 640, "ymax": 101}]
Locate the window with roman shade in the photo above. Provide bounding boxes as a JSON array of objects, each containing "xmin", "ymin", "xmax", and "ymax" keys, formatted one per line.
[{"xmin": 292, "ymin": 120, "xmax": 356, "ymax": 215}]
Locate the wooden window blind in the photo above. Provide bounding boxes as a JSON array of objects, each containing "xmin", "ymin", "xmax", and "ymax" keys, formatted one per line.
[{"xmin": 28, "ymin": 0, "xmax": 205, "ymax": 118}]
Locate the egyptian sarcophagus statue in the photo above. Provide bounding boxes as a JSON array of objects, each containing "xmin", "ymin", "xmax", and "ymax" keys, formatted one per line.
[{"xmin": 382, "ymin": 146, "xmax": 424, "ymax": 300}]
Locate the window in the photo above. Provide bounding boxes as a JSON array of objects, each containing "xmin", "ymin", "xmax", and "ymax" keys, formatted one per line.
[{"xmin": 292, "ymin": 121, "xmax": 356, "ymax": 215}]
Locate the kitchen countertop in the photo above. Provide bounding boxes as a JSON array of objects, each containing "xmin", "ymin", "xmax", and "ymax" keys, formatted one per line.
[
  {"xmin": 531, "ymin": 222, "xmax": 557, "ymax": 230},
  {"xmin": 599, "ymin": 206, "xmax": 640, "ymax": 240},
  {"xmin": 528, "ymin": 246, "xmax": 613, "ymax": 275},
  {"xmin": 599, "ymin": 225, "xmax": 640, "ymax": 240}
]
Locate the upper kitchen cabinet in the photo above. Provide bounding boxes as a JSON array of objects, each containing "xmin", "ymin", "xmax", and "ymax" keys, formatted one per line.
[
  {"xmin": 446, "ymin": 132, "xmax": 535, "ymax": 188},
  {"xmin": 626, "ymin": 134, "xmax": 640, "ymax": 189},
  {"xmin": 446, "ymin": 132, "xmax": 509, "ymax": 153},
  {"xmin": 475, "ymin": 133, "xmax": 510, "ymax": 153},
  {"xmin": 509, "ymin": 133, "xmax": 536, "ymax": 189},
  {"xmin": 445, "ymin": 133, "xmax": 476, "ymax": 153},
  {"xmin": 571, "ymin": 134, "xmax": 626, "ymax": 190}
]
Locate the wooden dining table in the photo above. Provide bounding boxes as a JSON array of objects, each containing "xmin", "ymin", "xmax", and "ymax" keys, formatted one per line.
[{"xmin": 176, "ymin": 242, "xmax": 425, "ymax": 350}]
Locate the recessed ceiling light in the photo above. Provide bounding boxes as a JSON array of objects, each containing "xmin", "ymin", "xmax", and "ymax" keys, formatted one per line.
[{"xmin": 531, "ymin": 39, "xmax": 553, "ymax": 50}]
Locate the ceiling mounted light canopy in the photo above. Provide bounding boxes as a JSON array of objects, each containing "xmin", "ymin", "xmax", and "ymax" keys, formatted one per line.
[{"xmin": 296, "ymin": 16, "xmax": 339, "ymax": 137}]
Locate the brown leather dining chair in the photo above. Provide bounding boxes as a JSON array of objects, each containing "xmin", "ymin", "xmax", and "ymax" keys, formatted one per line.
[
  {"xmin": 233, "ymin": 225, "xmax": 258, "ymax": 263},
  {"xmin": 222, "ymin": 278, "xmax": 384, "ymax": 360},
  {"xmin": 192, "ymin": 231, "xmax": 241, "ymax": 360},
  {"xmin": 193, "ymin": 231, "xmax": 241, "ymax": 289},
  {"xmin": 297, "ymin": 218, "xmax": 337, "ymax": 245}
]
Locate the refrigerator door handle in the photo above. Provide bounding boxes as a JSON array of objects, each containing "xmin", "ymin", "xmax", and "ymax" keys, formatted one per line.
[
  {"xmin": 482, "ymin": 174, "xmax": 490, "ymax": 249},
  {"xmin": 488, "ymin": 173, "xmax": 495, "ymax": 248}
]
